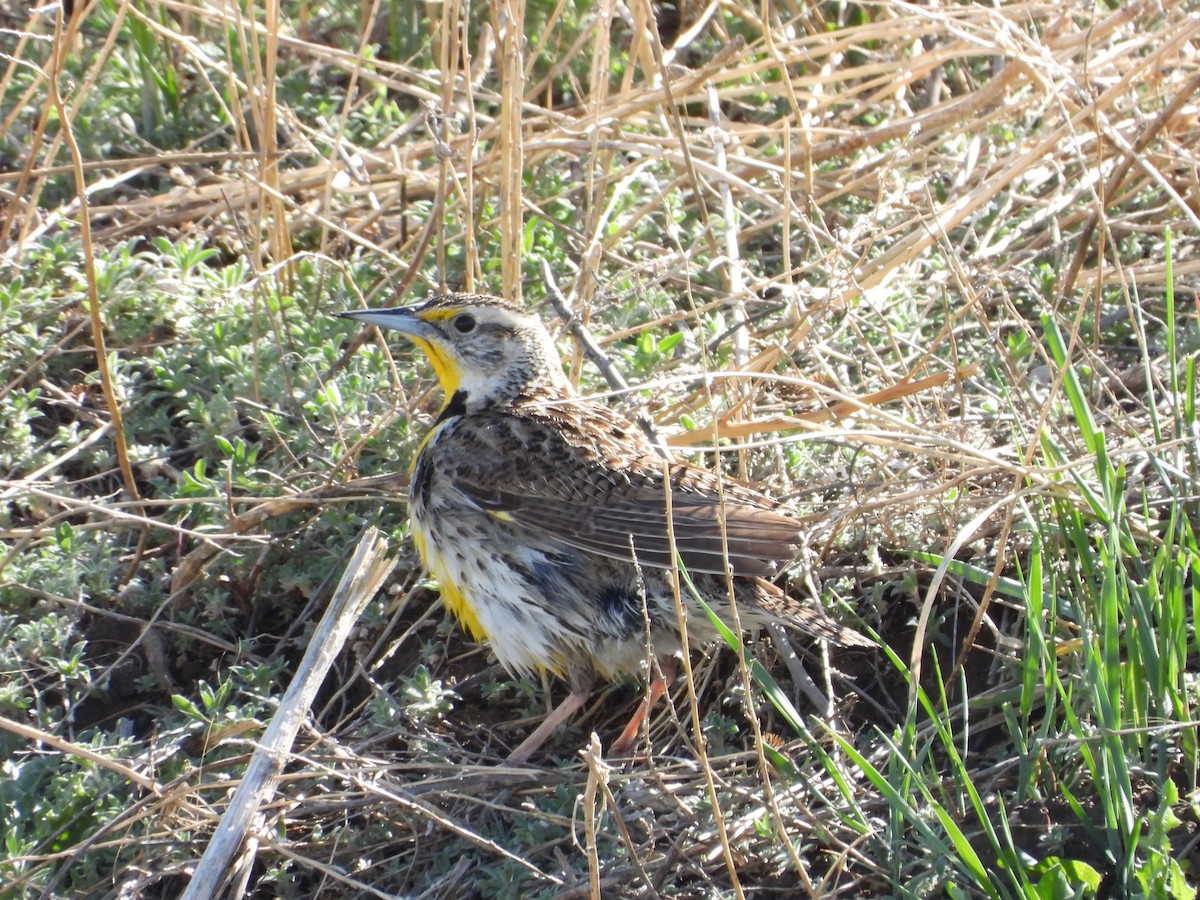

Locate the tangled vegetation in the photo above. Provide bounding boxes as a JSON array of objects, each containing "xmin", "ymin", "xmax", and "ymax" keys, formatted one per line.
[{"xmin": 1, "ymin": 0, "xmax": 1197, "ymax": 896}]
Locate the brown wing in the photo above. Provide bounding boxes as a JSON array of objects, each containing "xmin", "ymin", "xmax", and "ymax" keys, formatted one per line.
[
  {"xmin": 458, "ymin": 480, "xmax": 802, "ymax": 577},
  {"xmin": 437, "ymin": 404, "xmax": 802, "ymax": 578},
  {"xmin": 752, "ymin": 577, "xmax": 874, "ymax": 648}
]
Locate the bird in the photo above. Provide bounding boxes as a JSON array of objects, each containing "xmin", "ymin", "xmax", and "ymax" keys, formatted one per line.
[{"xmin": 339, "ymin": 292, "xmax": 869, "ymax": 761}]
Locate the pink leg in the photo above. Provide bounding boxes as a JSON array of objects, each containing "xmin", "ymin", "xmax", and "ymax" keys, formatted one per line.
[
  {"xmin": 610, "ymin": 657, "xmax": 678, "ymax": 757},
  {"xmin": 508, "ymin": 683, "xmax": 592, "ymax": 763}
]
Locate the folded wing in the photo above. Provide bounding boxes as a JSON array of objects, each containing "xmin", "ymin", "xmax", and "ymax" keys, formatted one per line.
[{"xmin": 455, "ymin": 477, "xmax": 802, "ymax": 579}]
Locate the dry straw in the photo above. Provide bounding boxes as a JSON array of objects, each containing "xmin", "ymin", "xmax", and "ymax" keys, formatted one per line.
[{"xmin": 0, "ymin": 0, "xmax": 1195, "ymax": 895}]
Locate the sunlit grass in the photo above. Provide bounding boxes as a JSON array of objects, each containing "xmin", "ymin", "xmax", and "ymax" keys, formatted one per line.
[{"xmin": 1, "ymin": 0, "xmax": 1196, "ymax": 895}]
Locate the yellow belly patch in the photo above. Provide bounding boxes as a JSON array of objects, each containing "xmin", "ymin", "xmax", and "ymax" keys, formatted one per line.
[
  {"xmin": 435, "ymin": 567, "xmax": 487, "ymax": 642},
  {"xmin": 413, "ymin": 523, "xmax": 488, "ymax": 642}
]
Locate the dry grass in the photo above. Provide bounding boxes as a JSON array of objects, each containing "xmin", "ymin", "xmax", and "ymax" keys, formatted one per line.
[{"xmin": 1, "ymin": 0, "xmax": 1197, "ymax": 896}]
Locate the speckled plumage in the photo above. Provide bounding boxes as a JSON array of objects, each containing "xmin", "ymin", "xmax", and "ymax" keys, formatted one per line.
[{"xmin": 341, "ymin": 293, "xmax": 867, "ymax": 759}]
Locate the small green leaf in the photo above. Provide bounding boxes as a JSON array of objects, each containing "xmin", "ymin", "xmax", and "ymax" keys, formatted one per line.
[
  {"xmin": 54, "ymin": 522, "xmax": 75, "ymax": 552},
  {"xmin": 658, "ymin": 332, "xmax": 684, "ymax": 353},
  {"xmin": 172, "ymin": 694, "xmax": 205, "ymax": 721}
]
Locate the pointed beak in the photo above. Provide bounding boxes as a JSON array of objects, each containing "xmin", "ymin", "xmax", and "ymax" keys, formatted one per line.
[
  {"xmin": 339, "ymin": 306, "xmax": 461, "ymax": 397},
  {"xmin": 338, "ymin": 307, "xmax": 439, "ymax": 341}
]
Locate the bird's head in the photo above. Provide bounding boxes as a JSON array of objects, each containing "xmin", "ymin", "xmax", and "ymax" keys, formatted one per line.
[{"xmin": 340, "ymin": 293, "xmax": 574, "ymax": 410}]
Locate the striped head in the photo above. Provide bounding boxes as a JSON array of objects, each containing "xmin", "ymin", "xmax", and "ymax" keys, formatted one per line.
[{"xmin": 340, "ymin": 293, "xmax": 574, "ymax": 411}]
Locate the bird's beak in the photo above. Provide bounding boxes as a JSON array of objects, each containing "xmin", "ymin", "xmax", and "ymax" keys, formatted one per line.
[
  {"xmin": 340, "ymin": 306, "xmax": 461, "ymax": 397},
  {"xmin": 338, "ymin": 307, "xmax": 439, "ymax": 341}
]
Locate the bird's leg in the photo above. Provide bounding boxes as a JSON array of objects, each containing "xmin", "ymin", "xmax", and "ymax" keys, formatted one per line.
[
  {"xmin": 610, "ymin": 655, "xmax": 678, "ymax": 757},
  {"xmin": 507, "ymin": 672, "xmax": 594, "ymax": 763}
]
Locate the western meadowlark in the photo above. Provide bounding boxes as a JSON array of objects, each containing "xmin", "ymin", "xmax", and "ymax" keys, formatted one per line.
[{"xmin": 341, "ymin": 293, "xmax": 868, "ymax": 761}]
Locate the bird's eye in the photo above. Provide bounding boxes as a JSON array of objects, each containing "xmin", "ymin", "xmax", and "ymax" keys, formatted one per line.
[{"xmin": 452, "ymin": 314, "xmax": 476, "ymax": 333}]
